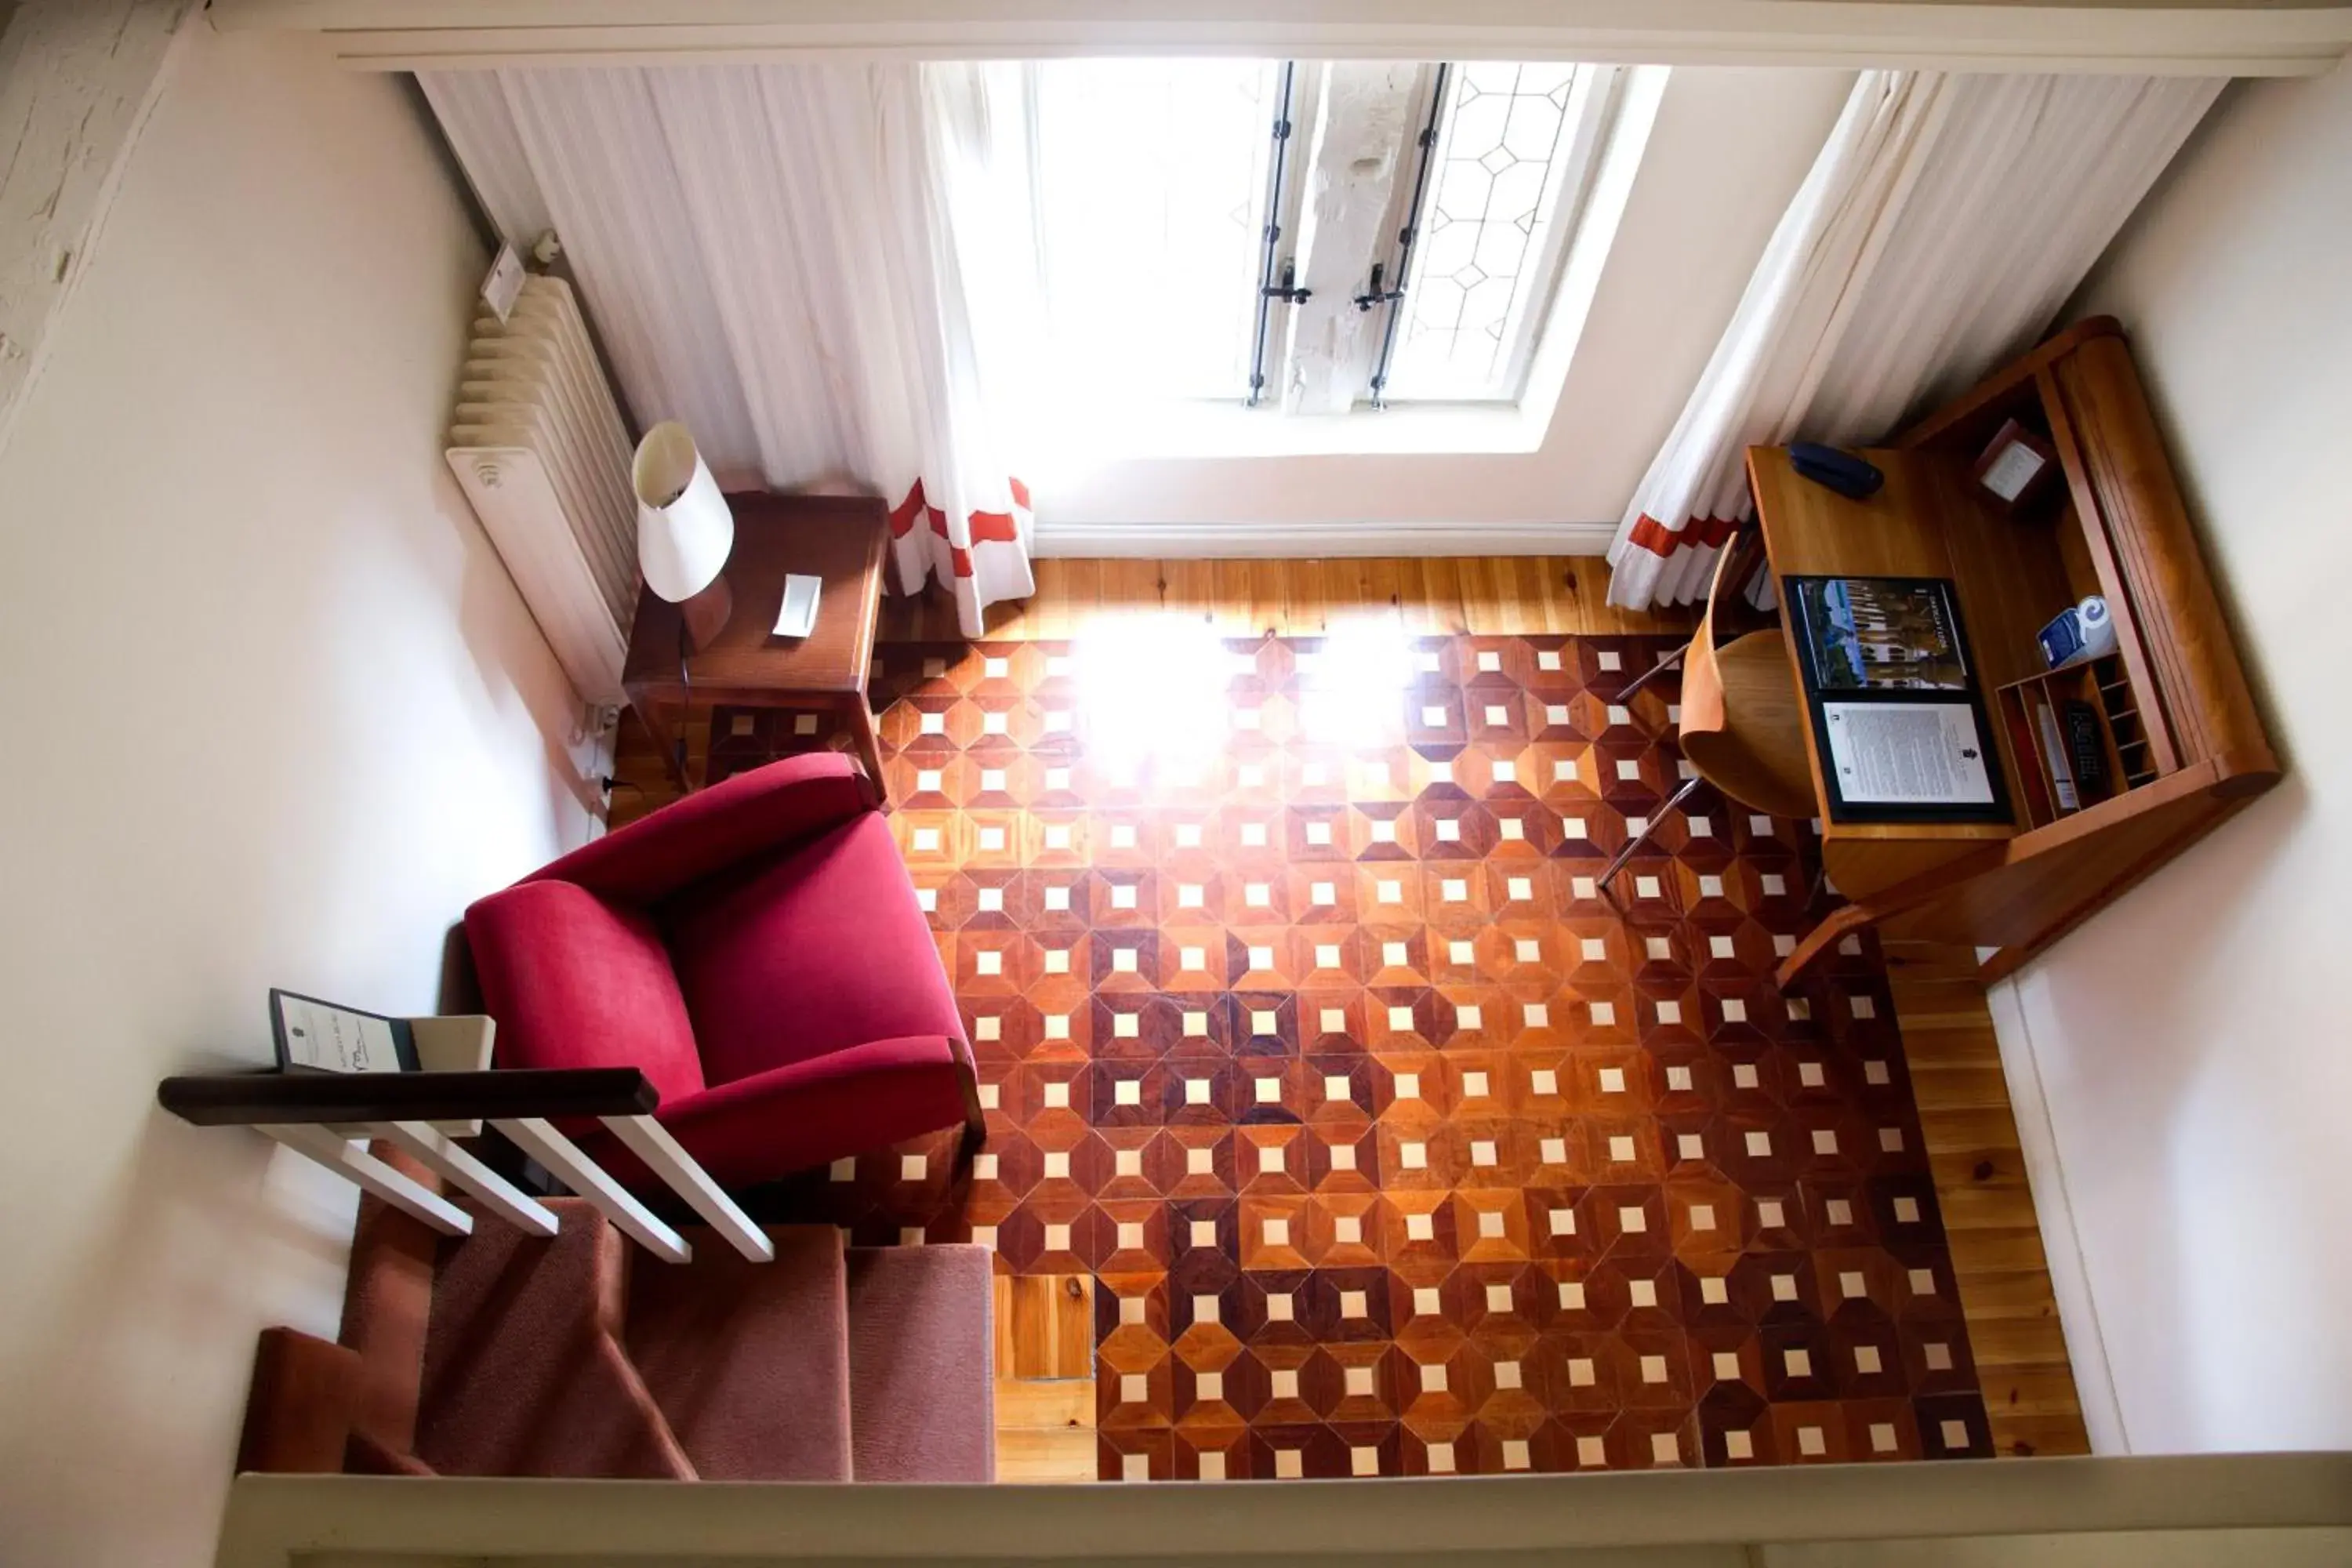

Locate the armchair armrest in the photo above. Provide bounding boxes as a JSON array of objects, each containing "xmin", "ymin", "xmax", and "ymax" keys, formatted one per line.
[
  {"xmin": 638, "ymin": 1036, "xmax": 976, "ymax": 1190},
  {"xmin": 530, "ymin": 753, "xmax": 873, "ymax": 904}
]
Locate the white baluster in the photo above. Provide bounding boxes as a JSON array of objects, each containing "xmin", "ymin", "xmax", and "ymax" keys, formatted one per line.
[
  {"xmin": 601, "ymin": 1115, "xmax": 773, "ymax": 1262},
  {"xmin": 492, "ymin": 1116, "xmax": 690, "ymax": 1264},
  {"xmin": 379, "ymin": 1121, "xmax": 558, "ymax": 1238},
  {"xmin": 261, "ymin": 1124, "xmax": 471, "ymax": 1236}
]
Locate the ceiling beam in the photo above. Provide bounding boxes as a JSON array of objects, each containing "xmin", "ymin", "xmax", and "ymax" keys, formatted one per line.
[
  {"xmin": 210, "ymin": 0, "xmax": 2352, "ymax": 76},
  {"xmin": 1281, "ymin": 62, "xmax": 1425, "ymax": 416},
  {"xmin": 0, "ymin": 0, "xmax": 197, "ymax": 453}
]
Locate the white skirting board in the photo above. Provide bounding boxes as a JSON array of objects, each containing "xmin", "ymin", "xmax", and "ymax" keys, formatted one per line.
[
  {"xmin": 1984, "ymin": 973, "xmax": 2132, "ymax": 1453},
  {"xmin": 1030, "ymin": 519, "xmax": 1621, "ymax": 559}
]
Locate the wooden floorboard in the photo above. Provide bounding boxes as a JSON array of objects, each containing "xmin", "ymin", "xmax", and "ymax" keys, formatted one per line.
[
  {"xmin": 1884, "ymin": 938, "xmax": 2090, "ymax": 1457},
  {"xmin": 879, "ymin": 556, "xmax": 1695, "ymax": 644},
  {"xmin": 993, "ymin": 1272, "xmax": 1096, "ymax": 1484}
]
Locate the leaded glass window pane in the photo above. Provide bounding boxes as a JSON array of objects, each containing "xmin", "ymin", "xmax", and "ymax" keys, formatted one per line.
[{"xmin": 1383, "ymin": 64, "xmax": 1583, "ymax": 401}]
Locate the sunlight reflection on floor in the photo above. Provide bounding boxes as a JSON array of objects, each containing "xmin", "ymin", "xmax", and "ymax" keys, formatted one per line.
[{"xmin": 1072, "ymin": 615, "xmax": 1416, "ymax": 790}]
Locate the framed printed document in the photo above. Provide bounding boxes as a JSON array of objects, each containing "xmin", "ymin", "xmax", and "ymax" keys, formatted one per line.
[
  {"xmin": 1820, "ymin": 701, "xmax": 1998, "ymax": 808},
  {"xmin": 1784, "ymin": 575, "xmax": 2011, "ymax": 826},
  {"xmin": 270, "ymin": 989, "xmax": 419, "ymax": 1074}
]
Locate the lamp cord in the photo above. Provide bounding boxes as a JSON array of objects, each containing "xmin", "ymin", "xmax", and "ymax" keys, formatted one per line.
[{"xmin": 675, "ymin": 615, "xmax": 695, "ymax": 787}]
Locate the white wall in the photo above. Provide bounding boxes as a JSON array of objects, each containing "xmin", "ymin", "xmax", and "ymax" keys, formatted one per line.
[
  {"xmin": 1994, "ymin": 65, "xmax": 2352, "ymax": 1454},
  {"xmin": 1040, "ymin": 67, "xmax": 1855, "ymax": 547},
  {"xmin": 0, "ymin": 19, "xmax": 596, "ymax": 1565}
]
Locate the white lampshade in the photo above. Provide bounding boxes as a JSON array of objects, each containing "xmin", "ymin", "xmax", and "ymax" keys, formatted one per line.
[{"xmin": 632, "ymin": 421, "xmax": 733, "ymax": 602}]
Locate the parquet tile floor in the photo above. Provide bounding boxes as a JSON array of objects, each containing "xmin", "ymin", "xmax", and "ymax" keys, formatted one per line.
[{"xmin": 665, "ymin": 622, "xmax": 1994, "ymax": 1481}]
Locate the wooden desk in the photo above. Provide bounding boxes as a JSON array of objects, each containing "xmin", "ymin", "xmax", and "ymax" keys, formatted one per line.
[
  {"xmin": 622, "ymin": 495, "xmax": 890, "ymax": 799},
  {"xmin": 1747, "ymin": 318, "xmax": 2277, "ymax": 985},
  {"xmin": 1750, "ymin": 446, "xmax": 2033, "ymax": 898}
]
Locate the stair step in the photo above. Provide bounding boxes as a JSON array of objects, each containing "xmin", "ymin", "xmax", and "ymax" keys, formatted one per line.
[
  {"xmin": 624, "ymin": 1225, "xmax": 853, "ymax": 1482},
  {"xmin": 404, "ymin": 1203, "xmax": 993, "ymax": 1482},
  {"xmin": 416, "ymin": 1198, "xmax": 694, "ymax": 1479},
  {"xmin": 339, "ymin": 1185, "xmax": 438, "ymax": 1457},
  {"xmin": 846, "ymin": 1244, "xmax": 995, "ymax": 1483}
]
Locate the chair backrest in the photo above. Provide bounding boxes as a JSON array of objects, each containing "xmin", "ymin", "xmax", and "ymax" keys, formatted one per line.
[
  {"xmin": 1677, "ymin": 529, "xmax": 1817, "ymax": 821},
  {"xmin": 524, "ymin": 754, "xmax": 873, "ymax": 907},
  {"xmin": 1676, "ymin": 529, "xmax": 1759, "ymax": 741}
]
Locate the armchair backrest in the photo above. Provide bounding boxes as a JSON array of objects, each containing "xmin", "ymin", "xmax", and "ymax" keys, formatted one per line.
[{"xmin": 528, "ymin": 753, "xmax": 875, "ymax": 906}]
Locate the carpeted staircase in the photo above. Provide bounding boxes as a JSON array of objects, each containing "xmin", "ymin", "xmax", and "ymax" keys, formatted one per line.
[{"xmin": 242, "ymin": 1185, "xmax": 994, "ymax": 1483}]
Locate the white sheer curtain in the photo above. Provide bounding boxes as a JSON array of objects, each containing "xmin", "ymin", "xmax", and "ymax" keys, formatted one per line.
[
  {"xmin": 1606, "ymin": 71, "xmax": 2221, "ymax": 612},
  {"xmin": 419, "ymin": 63, "xmax": 1040, "ymax": 637}
]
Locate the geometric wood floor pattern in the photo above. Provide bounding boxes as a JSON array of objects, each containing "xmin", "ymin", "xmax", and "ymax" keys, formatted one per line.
[{"xmin": 688, "ymin": 626, "xmax": 1995, "ymax": 1480}]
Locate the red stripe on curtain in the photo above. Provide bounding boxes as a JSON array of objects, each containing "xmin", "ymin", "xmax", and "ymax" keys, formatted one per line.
[
  {"xmin": 893, "ymin": 478, "xmax": 1026, "ymax": 583},
  {"xmin": 888, "ymin": 481, "xmax": 927, "ymax": 538},
  {"xmin": 1008, "ymin": 476, "xmax": 1032, "ymax": 510},
  {"xmin": 1624, "ymin": 513, "xmax": 1743, "ymax": 557}
]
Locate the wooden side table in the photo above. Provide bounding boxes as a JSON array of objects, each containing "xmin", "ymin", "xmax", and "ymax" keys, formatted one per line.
[{"xmin": 622, "ymin": 494, "xmax": 890, "ymax": 800}]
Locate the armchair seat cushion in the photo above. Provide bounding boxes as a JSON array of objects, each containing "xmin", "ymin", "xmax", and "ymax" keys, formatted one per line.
[{"xmin": 662, "ymin": 812, "xmax": 964, "ymax": 1088}]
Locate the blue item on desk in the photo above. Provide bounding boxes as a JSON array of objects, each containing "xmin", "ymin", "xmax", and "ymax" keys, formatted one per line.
[
  {"xmin": 1788, "ymin": 442, "xmax": 1884, "ymax": 500},
  {"xmin": 2038, "ymin": 595, "xmax": 2117, "ymax": 668}
]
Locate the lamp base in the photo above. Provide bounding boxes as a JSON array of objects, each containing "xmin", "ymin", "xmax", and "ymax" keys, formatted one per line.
[{"xmin": 678, "ymin": 575, "xmax": 734, "ymax": 652}]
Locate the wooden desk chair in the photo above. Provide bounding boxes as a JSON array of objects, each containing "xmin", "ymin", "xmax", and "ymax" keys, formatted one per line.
[{"xmin": 1599, "ymin": 529, "xmax": 1813, "ymax": 896}]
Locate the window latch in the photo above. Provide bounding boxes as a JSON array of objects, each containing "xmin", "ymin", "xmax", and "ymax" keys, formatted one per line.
[
  {"xmin": 1261, "ymin": 258, "xmax": 1310, "ymax": 306},
  {"xmin": 1353, "ymin": 260, "xmax": 1406, "ymax": 313}
]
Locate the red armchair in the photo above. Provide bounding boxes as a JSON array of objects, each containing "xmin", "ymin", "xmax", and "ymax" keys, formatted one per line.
[{"xmin": 463, "ymin": 753, "xmax": 979, "ymax": 1191}]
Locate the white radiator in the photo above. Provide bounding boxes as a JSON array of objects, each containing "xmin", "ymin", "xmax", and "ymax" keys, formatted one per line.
[{"xmin": 446, "ymin": 275, "xmax": 637, "ymax": 706}]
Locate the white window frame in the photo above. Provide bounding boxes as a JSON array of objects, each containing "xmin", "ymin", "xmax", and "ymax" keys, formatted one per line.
[
  {"xmin": 1374, "ymin": 61, "xmax": 1626, "ymax": 407},
  {"xmin": 1051, "ymin": 64, "xmax": 1666, "ymax": 459}
]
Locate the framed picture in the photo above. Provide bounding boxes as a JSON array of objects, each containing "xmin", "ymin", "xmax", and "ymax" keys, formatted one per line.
[
  {"xmin": 1788, "ymin": 575, "xmax": 1970, "ymax": 692},
  {"xmin": 269, "ymin": 989, "xmax": 419, "ymax": 1075},
  {"xmin": 1972, "ymin": 417, "xmax": 2060, "ymax": 507},
  {"xmin": 1783, "ymin": 575, "xmax": 2013, "ymax": 826}
]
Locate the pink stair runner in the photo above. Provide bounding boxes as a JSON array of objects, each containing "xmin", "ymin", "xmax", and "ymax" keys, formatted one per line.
[
  {"xmin": 415, "ymin": 1200, "xmax": 695, "ymax": 1479},
  {"xmin": 409, "ymin": 1200, "xmax": 993, "ymax": 1482},
  {"xmin": 624, "ymin": 1225, "xmax": 854, "ymax": 1480},
  {"xmin": 844, "ymin": 1243, "xmax": 996, "ymax": 1483}
]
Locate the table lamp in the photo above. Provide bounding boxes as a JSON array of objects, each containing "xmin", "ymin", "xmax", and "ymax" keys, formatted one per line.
[{"xmin": 633, "ymin": 421, "xmax": 734, "ymax": 649}]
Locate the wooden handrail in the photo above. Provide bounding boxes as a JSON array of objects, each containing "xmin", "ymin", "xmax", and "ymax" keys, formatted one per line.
[{"xmin": 157, "ymin": 1068, "xmax": 658, "ymax": 1127}]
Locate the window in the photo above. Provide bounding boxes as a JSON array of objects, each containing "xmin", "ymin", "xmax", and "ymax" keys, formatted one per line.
[{"xmin": 1029, "ymin": 57, "xmax": 1634, "ymax": 420}]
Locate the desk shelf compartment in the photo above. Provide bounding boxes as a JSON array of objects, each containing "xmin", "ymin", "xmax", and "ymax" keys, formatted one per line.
[{"xmin": 1994, "ymin": 656, "xmax": 2151, "ymax": 829}]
